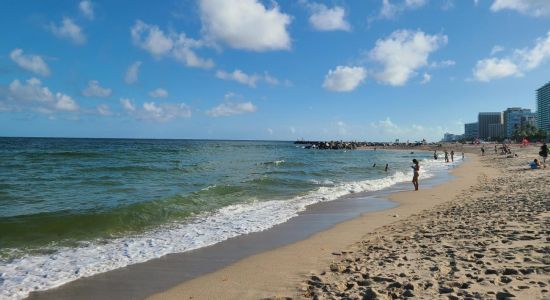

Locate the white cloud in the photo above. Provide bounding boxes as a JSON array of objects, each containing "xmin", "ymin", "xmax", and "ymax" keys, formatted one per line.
[
  {"xmin": 172, "ymin": 36, "xmax": 215, "ymax": 68},
  {"xmin": 472, "ymin": 58, "xmax": 521, "ymax": 81},
  {"xmin": 405, "ymin": 0, "xmax": 428, "ymax": 7},
  {"xmin": 206, "ymin": 101, "xmax": 257, "ymax": 117},
  {"xmin": 82, "ymin": 80, "xmax": 112, "ymax": 97},
  {"xmin": 79, "ymin": 0, "xmax": 94, "ymax": 20},
  {"xmin": 142, "ymin": 102, "xmax": 192, "ymax": 121},
  {"xmin": 96, "ymin": 104, "xmax": 112, "ymax": 116},
  {"xmin": 379, "ymin": 0, "xmax": 399, "ymax": 19},
  {"xmin": 515, "ymin": 31, "xmax": 550, "ymax": 70},
  {"xmin": 49, "ymin": 17, "xmax": 86, "ymax": 45},
  {"xmin": 120, "ymin": 98, "xmax": 136, "ymax": 111},
  {"xmin": 149, "ymin": 88, "xmax": 168, "ymax": 98},
  {"xmin": 1, "ymin": 77, "xmax": 78, "ymax": 113},
  {"xmin": 131, "ymin": 20, "xmax": 214, "ymax": 69},
  {"xmin": 371, "ymin": 117, "xmax": 401, "ymax": 134},
  {"xmin": 54, "ymin": 93, "xmax": 78, "ymax": 111},
  {"xmin": 305, "ymin": 2, "xmax": 350, "ymax": 31},
  {"xmin": 420, "ymin": 72, "xmax": 431, "ymax": 84},
  {"xmin": 370, "ymin": 117, "xmax": 446, "ymax": 141},
  {"xmin": 263, "ymin": 72, "xmax": 280, "ymax": 85},
  {"xmin": 472, "ymin": 31, "xmax": 550, "ymax": 81},
  {"xmin": 322, "ymin": 66, "xmax": 366, "ymax": 92},
  {"xmin": 216, "ymin": 69, "xmax": 260, "ymax": 87},
  {"xmin": 198, "ymin": 0, "xmax": 292, "ymax": 51},
  {"xmin": 376, "ymin": 0, "xmax": 428, "ymax": 20},
  {"xmin": 9, "ymin": 48, "xmax": 50, "ymax": 76},
  {"xmin": 131, "ymin": 20, "xmax": 173, "ymax": 56},
  {"xmin": 490, "ymin": 0, "xmax": 550, "ymax": 17},
  {"xmin": 125, "ymin": 61, "xmax": 142, "ymax": 84},
  {"xmin": 369, "ymin": 29, "xmax": 447, "ymax": 86},
  {"xmin": 215, "ymin": 69, "xmax": 283, "ymax": 87},
  {"xmin": 120, "ymin": 98, "xmax": 192, "ymax": 121},
  {"xmin": 441, "ymin": 0, "xmax": 455, "ymax": 10},
  {"xmin": 430, "ymin": 59, "xmax": 456, "ymax": 68},
  {"xmin": 491, "ymin": 45, "xmax": 505, "ymax": 55}
]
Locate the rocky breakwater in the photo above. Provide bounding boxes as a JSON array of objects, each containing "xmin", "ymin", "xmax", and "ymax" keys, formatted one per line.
[{"xmin": 301, "ymin": 149, "xmax": 549, "ymax": 299}]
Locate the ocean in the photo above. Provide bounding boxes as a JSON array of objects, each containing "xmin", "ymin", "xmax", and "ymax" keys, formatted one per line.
[{"xmin": 0, "ymin": 137, "xmax": 461, "ymax": 299}]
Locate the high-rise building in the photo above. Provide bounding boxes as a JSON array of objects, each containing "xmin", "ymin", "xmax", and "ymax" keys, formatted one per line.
[
  {"xmin": 478, "ymin": 112, "xmax": 503, "ymax": 140},
  {"xmin": 488, "ymin": 123, "xmax": 505, "ymax": 139},
  {"xmin": 537, "ymin": 81, "xmax": 550, "ymax": 133},
  {"xmin": 464, "ymin": 122, "xmax": 478, "ymax": 139},
  {"xmin": 503, "ymin": 107, "xmax": 536, "ymax": 138}
]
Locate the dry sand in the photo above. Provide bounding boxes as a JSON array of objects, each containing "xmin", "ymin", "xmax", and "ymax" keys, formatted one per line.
[
  {"xmin": 303, "ymin": 146, "xmax": 549, "ymax": 300},
  {"xmin": 148, "ymin": 144, "xmax": 549, "ymax": 300}
]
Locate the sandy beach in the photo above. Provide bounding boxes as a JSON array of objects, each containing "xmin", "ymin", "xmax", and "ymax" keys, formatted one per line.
[{"xmin": 147, "ymin": 145, "xmax": 550, "ymax": 300}]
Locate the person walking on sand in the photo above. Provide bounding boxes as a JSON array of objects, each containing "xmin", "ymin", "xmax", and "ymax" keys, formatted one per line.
[
  {"xmin": 540, "ymin": 143, "xmax": 549, "ymax": 164},
  {"xmin": 450, "ymin": 150, "xmax": 455, "ymax": 162},
  {"xmin": 411, "ymin": 159, "xmax": 420, "ymax": 191}
]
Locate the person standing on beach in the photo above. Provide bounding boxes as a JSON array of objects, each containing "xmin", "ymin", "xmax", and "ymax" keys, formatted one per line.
[
  {"xmin": 450, "ymin": 150, "xmax": 455, "ymax": 162},
  {"xmin": 494, "ymin": 145, "xmax": 498, "ymax": 154},
  {"xmin": 433, "ymin": 150, "xmax": 438, "ymax": 160},
  {"xmin": 481, "ymin": 146, "xmax": 485, "ymax": 156},
  {"xmin": 411, "ymin": 159, "xmax": 420, "ymax": 191},
  {"xmin": 444, "ymin": 150, "xmax": 449, "ymax": 163},
  {"xmin": 540, "ymin": 143, "xmax": 549, "ymax": 164}
]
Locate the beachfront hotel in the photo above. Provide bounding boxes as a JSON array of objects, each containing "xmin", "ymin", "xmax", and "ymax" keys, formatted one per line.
[
  {"xmin": 503, "ymin": 107, "xmax": 536, "ymax": 138},
  {"xmin": 537, "ymin": 81, "xmax": 550, "ymax": 133},
  {"xmin": 464, "ymin": 122, "xmax": 479, "ymax": 139},
  {"xmin": 478, "ymin": 112, "xmax": 503, "ymax": 140}
]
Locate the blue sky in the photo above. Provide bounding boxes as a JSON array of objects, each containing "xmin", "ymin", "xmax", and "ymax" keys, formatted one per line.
[{"xmin": 1, "ymin": 0, "xmax": 549, "ymax": 141}]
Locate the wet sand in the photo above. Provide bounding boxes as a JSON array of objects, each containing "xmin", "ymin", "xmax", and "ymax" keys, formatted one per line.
[{"xmin": 149, "ymin": 151, "xmax": 490, "ymax": 299}]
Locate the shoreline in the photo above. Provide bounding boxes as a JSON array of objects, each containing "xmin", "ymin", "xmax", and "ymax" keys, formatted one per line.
[
  {"xmin": 146, "ymin": 153, "xmax": 486, "ymax": 299},
  {"xmin": 25, "ymin": 150, "xmax": 459, "ymax": 300}
]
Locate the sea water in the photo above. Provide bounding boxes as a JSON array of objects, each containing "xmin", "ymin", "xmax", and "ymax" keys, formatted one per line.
[{"xmin": 0, "ymin": 138, "xmax": 461, "ymax": 299}]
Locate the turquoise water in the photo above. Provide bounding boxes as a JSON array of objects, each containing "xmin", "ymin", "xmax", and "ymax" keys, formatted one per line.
[{"xmin": 0, "ymin": 137, "xmax": 449, "ymax": 299}]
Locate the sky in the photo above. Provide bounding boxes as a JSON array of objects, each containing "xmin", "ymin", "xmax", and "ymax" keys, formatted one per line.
[{"xmin": 1, "ymin": 0, "xmax": 550, "ymax": 141}]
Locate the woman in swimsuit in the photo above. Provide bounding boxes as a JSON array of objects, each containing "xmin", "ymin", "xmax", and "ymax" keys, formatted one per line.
[{"xmin": 411, "ymin": 159, "xmax": 420, "ymax": 191}]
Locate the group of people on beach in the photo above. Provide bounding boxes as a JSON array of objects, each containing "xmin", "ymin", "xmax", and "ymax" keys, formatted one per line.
[
  {"xmin": 404, "ymin": 141, "xmax": 549, "ymax": 192},
  {"xmin": 480, "ymin": 141, "xmax": 548, "ymax": 170},
  {"xmin": 433, "ymin": 150, "xmax": 464, "ymax": 163}
]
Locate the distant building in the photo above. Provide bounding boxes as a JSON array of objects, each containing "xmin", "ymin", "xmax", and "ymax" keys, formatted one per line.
[
  {"xmin": 522, "ymin": 114, "xmax": 537, "ymax": 128},
  {"xmin": 442, "ymin": 133, "xmax": 463, "ymax": 142},
  {"xmin": 488, "ymin": 123, "xmax": 505, "ymax": 140},
  {"xmin": 537, "ymin": 81, "xmax": 550, "ymax": 133},
  {"xmin": 464, "ymin": 122, "xmax": 478, "ymax": 140},
  {"xmin": 478, "ymin": 112, "xmax": 503, "ymax": 139},
  {"xmin": 503, "ymin": 107, "xmax": 536, "ymax": 138}
]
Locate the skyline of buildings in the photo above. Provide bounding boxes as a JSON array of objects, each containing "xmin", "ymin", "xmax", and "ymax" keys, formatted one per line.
[{"xmin": 447, "ymin": 81, "xmax": 549, "ymax": 142}]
